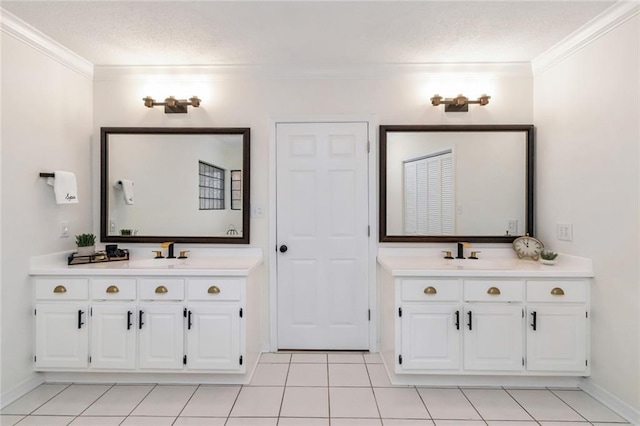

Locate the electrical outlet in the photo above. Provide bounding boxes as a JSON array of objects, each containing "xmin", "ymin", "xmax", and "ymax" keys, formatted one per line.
[
  {"xmin": 557, "ymin": 223, "xmax": 573, "ymax": 241},
  {"xmin": 60, "ymin": 221, "xmax": 69, "ymax": 238},
  {"xmin": 507, "ymin": 219, "xmax": 518, "ymax": 235},
  {"xmin": 251, "ymin": 205, "xmax": 265, "ymax": 218}
]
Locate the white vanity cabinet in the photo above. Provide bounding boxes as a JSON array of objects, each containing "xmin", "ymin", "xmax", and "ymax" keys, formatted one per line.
[
  {"xmin": 462, "ymin": 280, "xmax": 524, "ymax": 372},
  {"xmin": 89, "ymin": 278, "xmax": 137, "ymax": 370},
  {"xmin": 526, "ymin": 280, "xmax": 589, "ymax": 372},
  {"xmin": 378, "ymin": 253, "xmax": 593, "ymax": 384},
  {"xmin": 34, "ymin": 278, "xmax": 89, "ymax": 369},
  {"xmin": 398, "ymin": 279, "xmax": 461, "ymax": 371}
]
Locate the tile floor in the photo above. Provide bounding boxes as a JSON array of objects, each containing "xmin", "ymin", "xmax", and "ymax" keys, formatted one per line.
[{"xmin": 1, "ymin": 352, "xmax": 630, "ymax": 426}]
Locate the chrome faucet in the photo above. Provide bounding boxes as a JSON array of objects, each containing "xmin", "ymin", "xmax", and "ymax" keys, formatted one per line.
[
  {"xmin": 456, "ymin": 242, "xmax": 470, "ymax": 259},
  {"xmin": 161, "ymin": 242, "xmax": 175, "ymax": 259}
]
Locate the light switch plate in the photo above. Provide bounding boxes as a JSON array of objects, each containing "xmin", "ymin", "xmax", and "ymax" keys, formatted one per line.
[
  {"xmin": 60, "ymin": 221, "xmax": 69, "ymax": 238},
  {"xmin": 557, "ymin": 223, "xmax": 573, "ymax": 241}
]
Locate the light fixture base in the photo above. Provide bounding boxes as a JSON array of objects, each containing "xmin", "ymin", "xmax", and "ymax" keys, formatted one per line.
[
  {"xmin": 444, "ymin": 104, "xmax": 469, "ymax": 112},
  {"xmin": 164, "ymin": 104, "xmax": 188, "ymax": 114}
]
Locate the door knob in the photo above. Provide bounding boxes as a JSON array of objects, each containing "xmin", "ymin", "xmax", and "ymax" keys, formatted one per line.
[{"xmin": 279, "ymin": 245, "xmax": 288, "ymax": 253}]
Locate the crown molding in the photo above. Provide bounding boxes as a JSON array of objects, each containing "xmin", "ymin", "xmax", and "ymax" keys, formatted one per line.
[
  {"xmin": 94, "ymin": 62, "xmax": 532, "ymax": 81},
  {"xmin": 532, "ymin": 1, "xmax": 640, "ymax": 76},
  {"xmin": 1, "ymin": 8, "xmax": 93, "ymax": 79}
]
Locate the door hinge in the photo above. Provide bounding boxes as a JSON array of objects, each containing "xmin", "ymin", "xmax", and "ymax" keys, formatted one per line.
[
  {"xmin": 183, "ymin": 355, "xmax": 187, "ymax": 365},
  {"xmin": 586, "ymin": 311, "xmax": 588, "ymax": 318},
  {"xmin": 398, "ymin": 307, "xmax": 402, "ymax": 317},
  {"xmin": 367, "ymin": 140, "xmax": 370, "ymax": 153},
  {"xmin": 239, "ymin": 355, "xmax": 244, "ymax": 365},
  {"xmin": 586, "ymin": 359, "xmax": 588, "ymax": 366},
  {"xmin": 34, "ymin": 309, "xmax": 36, "ymax": 315},
  {"xmin": 368, "ymin": 309, "xmax": 371, "ymax": 321},
  {"xmin": 34, "ymin": 356, "xmax": 36, "ymax": 362},
  {"xmin": 90, "ymin": 307, "xmax": 93, "ymax": 316},
  {"xmin": 239, "ymin": 308, "xmax": 244, "ymax": 318},
  {"xmin": 367, "ymin": 225, "xmax": 370, "ymax": 237},
  {"xmin": 522, "ymin": 357, "xmax": 525, "ymax": 366},
  {"xmin": 522, "ymin": 309, "xmax": 524, "ymax": 318},
  {"xmin": 398, "ymin": 354, "xmax": 403, "ymax": 365},
  {"xmin": 89, "ymin": 356, "xmax": 92, "ymax": 363},
  {"xmin": 184, "ymin": 308, "xmax": 187, "ymax": 317}
]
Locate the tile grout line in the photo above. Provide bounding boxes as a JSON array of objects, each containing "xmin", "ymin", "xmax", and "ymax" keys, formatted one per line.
[
  {"xmin": 547, "ymin": 386, "xmax": 593, "ymax": 423},
  {"xmin": 414, "ymin": 385, "xmax": 435, "ymax": 424},
  {"xmin": 502, "ymin": 386, "xmax": 542, "ymax": 425},
  {"xmin": 223, "ymin": 382, "xmax": 244, "ymax": 425},
  {"xmin": 172, "ymin": 383, "xmax": 200, "ymax": 424},
  {"xmin": 123, "ymin": 383, "xmax": 157, "ymax": 421},
  {"xmin": 19, "ymin": 382, "xmax": 72, "ymax": 416},
  {"xmin": 458, "ymin": 386, "xmax": 489, "ymax": 425}
]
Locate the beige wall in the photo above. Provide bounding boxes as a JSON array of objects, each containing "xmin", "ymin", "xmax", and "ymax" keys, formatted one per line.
[
  {"xmin": 1, "ymin": 34, "xmax": 93, "ymax": 395},
  {"xmin": 534, "ymin": 15, "xmax": 640, "ymax": 412}
]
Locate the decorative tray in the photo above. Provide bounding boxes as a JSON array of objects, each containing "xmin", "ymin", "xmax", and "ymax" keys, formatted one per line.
[{"xmin": 68, "ymin": 249, "xmax": 130, "ymax": 266}]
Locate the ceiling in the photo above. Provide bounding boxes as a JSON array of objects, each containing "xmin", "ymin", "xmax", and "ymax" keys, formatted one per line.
[{"xmin": 1, "ymin": 1, "xmax": 616, "ymax": 67}]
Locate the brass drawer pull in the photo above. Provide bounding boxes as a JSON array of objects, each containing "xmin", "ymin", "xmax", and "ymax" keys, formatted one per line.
[
  {"xmin": 106, "ymin": 285, "xmax": 120, "ymax": 294},
  {"xmin": 155, "ymin": 285, "xmax": 168, "ymax": 294},
  {"xmin": 423, "ymin": 286, "xmax": 437, "ymax": 295},
  {"xmin": 53, "ymin": 285, "xmax": 67, "ymax": 293},
  {"xmin": 551, "ymin": 287, "xmax": 565, "ymax": 296},
  {"xmin": 487, "ymin": 286, "xmax": 501, "ymax": 295},
  {"xmin": 208, "ymin": 286, "xmax": 221, "ymax": 294}
]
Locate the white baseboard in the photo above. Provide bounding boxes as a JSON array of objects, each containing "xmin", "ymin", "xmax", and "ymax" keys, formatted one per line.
[
  {"xmin": 0, "ymin": 373, "xmax": 44, "ymax": 409},
  {"xmin": 579, "ymin": 378, "xmax": 640, "ymax": 425}
]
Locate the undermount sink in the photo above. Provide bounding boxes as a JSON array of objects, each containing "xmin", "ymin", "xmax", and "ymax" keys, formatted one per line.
[
  {"xmin": 125, "ymin": 258, "xmax": 196, "ymax": 268},
  {"xmin": 433, "ymin": 258, "xmax": 529, "ymax": 270}
]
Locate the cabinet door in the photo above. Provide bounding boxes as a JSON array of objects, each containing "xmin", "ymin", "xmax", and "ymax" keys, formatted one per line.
[
  {"xmin": 400, "ymin": 304, "xmax": 461, "ymax": 370},
  {"xmin": 186, "ymin": 305, "xmax": 242, "ymax": 370},
  {"xmin": 464, "ymin": 304, "xmax": 523, "ymax": 371},
  {"xmin": 527, "ymin": 305, "xmax": 587, "ymax": 372},
  {"xmin": 35, "ymin": 304, "xmax": 89, "ymax": 369},
  {"xmin": 138, "ymin": 304, "xmax": 184, "ymax": 370},
  {"xmin": 90, "ymin": 304, "xmax": 136, "ymax": 370}
]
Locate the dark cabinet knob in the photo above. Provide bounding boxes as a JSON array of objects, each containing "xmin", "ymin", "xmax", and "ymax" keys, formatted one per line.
[{"xmin": 279, "ymin": 245, "xmax": 288, "ymax": 253}]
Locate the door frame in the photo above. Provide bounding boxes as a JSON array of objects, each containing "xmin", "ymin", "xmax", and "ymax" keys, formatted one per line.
[{"xmin": 268, "ymin": 115, "xmax": 378, "ymax": 352}]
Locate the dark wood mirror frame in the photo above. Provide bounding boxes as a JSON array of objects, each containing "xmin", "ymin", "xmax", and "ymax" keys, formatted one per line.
[
  {"xmin": 379, "ymin": 124, "xmax": 534, "ymax": 243},
  {"xmin": 100, "ymin": 127, "xmax": 250, "ymax": 244}
]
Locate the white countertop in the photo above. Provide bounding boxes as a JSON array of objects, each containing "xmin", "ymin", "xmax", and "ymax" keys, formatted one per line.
[
  {"xmin": 30, "ymin": 248, "xmax": 263, "ymax": 277},
  {"xmin": 377, "ymin": 252, "xmax": 593, "ymax": 278}
]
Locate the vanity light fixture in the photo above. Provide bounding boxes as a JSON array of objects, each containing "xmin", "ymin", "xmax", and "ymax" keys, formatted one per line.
[
  {"xmin": 430, "ymin": 94, "xmax": 491, "ymax": 112},
  {"xmin": 142, "ymin": 95, "xmax": 201, "ymax": 114}
]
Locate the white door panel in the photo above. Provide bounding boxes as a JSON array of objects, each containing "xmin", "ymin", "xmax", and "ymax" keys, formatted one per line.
[{"xmin": 277, "ymin": 122, "xmax": 369, "ymax": 350}]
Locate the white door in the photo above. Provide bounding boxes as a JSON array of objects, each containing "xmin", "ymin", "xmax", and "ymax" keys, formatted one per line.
[
  {"xmin": 138, "ymin": 304, "xmax": 184, "ymax": 370},
  {"xmin": 526, "ymin": 305, "xmax": 587, "ymax": 372},
  {"xmin": 276, "ymin": 122, "xmax": 370, "ymax": 349},
  {"xmin": 464, "ymin": 304, "xmax": 523, "ymax": 371},
  {"xmin": 90, "ymin": 304, "xmax": 136, "ymax": 370},
  {"xmin": 35, "ymin": 304, "xmax": 89, "ymax": 369},
  {"xmin": 186, "ymin": 304, "xmax": 241, "ymax": 370},
  {"xmin": 400, "ymin": 304, "xmax": 461, "ymax": 370}
]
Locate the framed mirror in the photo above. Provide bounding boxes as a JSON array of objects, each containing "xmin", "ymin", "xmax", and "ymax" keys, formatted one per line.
[
  {"xmin": 101, "ymin": 127, "xmax": 250, "ymax": 244},
  {"xmin": 379, "ymin": 124, "xmax": 534, "ymax": 243}
]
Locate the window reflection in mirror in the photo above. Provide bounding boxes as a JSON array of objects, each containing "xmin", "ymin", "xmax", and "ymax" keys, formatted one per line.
[
  {"xmin": 101, "ymin": 127, "xmax": 250, "ymax": 244},
  {"xmin": 379, "ymin": 125, "xmax": 534, "ymax": 243}
]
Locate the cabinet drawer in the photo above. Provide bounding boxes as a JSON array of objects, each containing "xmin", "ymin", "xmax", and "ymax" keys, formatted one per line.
[
  {"xmin": 139, "ymin": 278, "xmax": 184, "ymax": 300},
  {"xmin": 187, "ymin": 278, "xmax": 243, "ymax": 301},
  {"xmin": 527, "ymin": 280, "xmax": 587, "ymax": 303},
  {"xmin": 400, "ymin": 279, "xmax": 460, "ymax": 301},
  {"xmin": 464, "ymin": 280, "xmax": 523, "ymax": 302},
  {"xmin": 35, "ymin": 278, "xmax": 89, "ymax": 300},
  {"xmin": 91, "ymin": 278, "xmax": 137, "ymax": 300}
]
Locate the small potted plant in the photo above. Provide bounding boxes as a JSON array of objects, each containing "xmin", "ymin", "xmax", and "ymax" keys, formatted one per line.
[
  {"xmin": 540, "ymin": 249, "xmax": 559, "ymax": 265},
  {"xmin": 75, "ymin": 233, "xmax": 96, "ymax": 256}
]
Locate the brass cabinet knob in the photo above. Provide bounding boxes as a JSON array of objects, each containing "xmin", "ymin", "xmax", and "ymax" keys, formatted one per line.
[
  {"xmin": 106, "ymin": 285, "xmax": 120, "ymax": 294},
  {"xmin": 53, "ymin": 285, "xmax": 67, "ymax": 293},
  {"xmin": 152, "ymin": 251, "xmax": 164, "ymax": 259},
  {"xmin": 551, "ymin": 287, "xmax": 565, "ymax": 296},
  {"xmin": 178, "ymin": 251, "xmax": 190, "ymax": 259},
  {"xmin": 423, "ymin": 286, "xmax": 437, "ymax": 295},
  {"xmin": 155, "ymin": 285, "xmax": 168, "ymax": 294},
  {"xmin": 487, "ymin": 286, "xmax": 501, "ymax": 295},
  {"xmin": 208, "ymin": 285, "xmax": 221, "ymax": 294}
]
